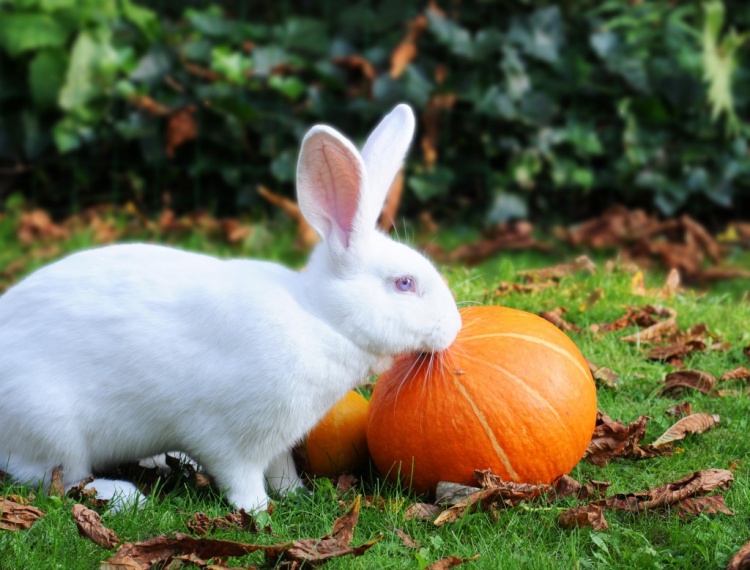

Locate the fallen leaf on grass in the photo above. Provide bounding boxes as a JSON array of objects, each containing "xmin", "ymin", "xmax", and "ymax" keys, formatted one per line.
[
  {"xmin": 435, "ymin": 482, "xmax": 480, "ymax": 506},
  {"xmin": 103, "ymin": 496, "xmax": 381, "ymax": 569},
  {"xmin": 390, "ymin": 526, "xmax": 419, "ymax": 548},
  {"xmin": 590, "ymin": 305, "xmax": 673, "ymax": 334},
  {"xmin": 727, "ymin": 538, "xmax": 750, "ymax": 570},
  {"xmin": 165, "ymin": 552, "xmax": 247, "ymax": 569},
  {"xmin": 551, "ymin": 475, "xmax": 611, "ymax": 502},
  {"xmin": 721, "ymin": 367, "xmax": 750, "ymax": 382},
  {"xmin": 657, "ymin": 370, "xmax": 716, "ymax": 398},
  {"xmin": 0, "ymin": 497, "xmax": 45, "ymax": 531},
  {"xmin": 433, "ymin": 470, "xmax": 551, "ymax": 526},
  {"xmin": 619, "ymin": 310, "xmax": 679, "ymax": 344},
  {"xmin": 583, "ymin": 411, "xmax": 666, "ymax": 466},
  {"xmin": 559, "ymin": 469, "xmax": 734, "ymax": 529},
  {"xmin": 49, "ymin": 465, "xmax": 66, "ymax": 498},
  {"xmin": 186, "ymin": 510, "xmax": 260, "ymax": 536},
  {"xmin": 517, "ymin": 255, "xmax": 596, "ymax": 282},
  {"xmin": 586, "ymin": 359, "xmax": 618, "ymax": 389},
  {"xmin": 651, "ymin": 413, "xmax": 720, "ymax": 449},
  {"xmin": 427, "ymin": 222, "xmax": 539, "ymax": 266},
  {"xmin": 72, "ymin": 504, "xmax": 119, "ymax": 549},
  {"xmin": 539, "ymin": 308, "xmax": 583, "ymax": 333},
  {"xmin": 404, "ymin": 502, "xmax": 441, "ymax": 522},
  {"xmin": 665, "ymin": 401, "xmax": 692, "ymax": 418},
  {"xmin": 558, "ymin": 504, "xmax": 609, "ymax": 531},
  {"xmin": 426, "ymin": 554, "xmax": 481, "ymax": 569}
]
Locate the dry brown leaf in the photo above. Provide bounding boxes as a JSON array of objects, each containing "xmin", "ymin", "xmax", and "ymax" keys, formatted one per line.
[
  {"xmin": 558, "ymin": 504, "xmax": 609, "ymax": 531},
  {"xmin": 49, "ymin": 466, "xmax": 66, "ymax": 498},
  {"xmin": 539, "ymin": 308, "xmax": 583, "ymax": 334},
  {"xmin": 103, "ymin": 496, "xmax": 380, "ymax": 569},
  {"xmin": 390, "ymin": 13, "xmax": 428, "ymax": 78},
  {"xmin": 663, "ymin": 268, "xmax": 681, "ymax": 296},
  {"xmin": 599, "ymin": 468, "xmax": 733, "ymax": 513},
  {"xmin": 619, "ymin": 312, "xmax": 679, "ymax": 344},
  {"xmin": 72, "ymin": 503, "xmax": 120, "ymax": 549},
  {"xmin": 186, "ymin": 510, "xmax": 260, "ymax": 536},
  {"xmin": 435, "ymin": 481, "xmax": 480, "ymax": 506},
  {"xmin": 421, "ymin": 93, "xmax": 457, "ymax": 169},
  {"xmin": 579, "ymin": 288, "xmax": 605, "ymax": 311},
  {"xmin": 390, "ymin": 526, "xmax": 419, "ymax": 548},
  {"xmin": 586, "ymin": 358, "xmax": 618, "ymax": 389},
  {"xmin": 166, "ymin": 106, "xmax": 197, "ymax": 158},
  {"xmin": 17, "ymin": 209, "xmax": 68, "ymax": 245},
  {"xmin": 428, "ymin": 221, "xmax": 538, "ymax": 266},
  {"xmin": 426, "ymin": 555, "xmax": 481, "ymax": 569},
  {"xmin": 518, "ymin": 255, "xmax": 596, "ymax": 282},
  {"xmin": 433, "ymin": 471, "xmax": 551, "ymax": 526},
  {"xmin": 583, "ymin": 411, "xmax": 666, "ymax": 466},
  {"xmin": 727, "ymin": 538, "xmax": 750, "ymax": 570},
  {"xmin": 331, "ymin": 55, "xmax": 376, "ymax": 98},
  {"xmin": 129, "ymin": 95, "xmax": 171, "ymax": 116},
  {"xmin": 590, "ymin": 304, "xmax": 671, "ymax": 334},
  {"xmin": 220, "ymin": 219, "xmax": 253, "ymax": 244},
  {"xmin": 665, "ymin": 401, "xmax": 692, "ymax": 418},
  {"xmin": 651, "ymin": 413, "xmax": 720, "ymax": 448},
  {"xmin": 0, "ymin": 497, "xmax": 45, "ymax": 531},
  {"xmin": 722, "ymin": 367, "xmax": 750, "ymax": 382},
  {"xmin": 657, "ymin": 370, "xmax": 717, "ymax": 398},
  {"xmin": 673, "ymin": 495, "xmax": 734, "ymax": 518},
  {"xmin": 257, "ymin": 184, "xmax": 319, "ymax": 249},
  {"xmin": 404, "ymin": 502, "xmax": 441, "ymax": 522}
]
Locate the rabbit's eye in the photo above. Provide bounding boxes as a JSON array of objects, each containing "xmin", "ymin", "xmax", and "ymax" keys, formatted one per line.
[{"xmin": 394, "ymin": 276, "xmax": 417, "ymax": 293}]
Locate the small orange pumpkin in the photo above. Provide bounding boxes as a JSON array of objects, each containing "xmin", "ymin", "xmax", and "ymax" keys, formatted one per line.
[
  {"xmin": 366, "ymin": 306, "xmax": 597, "ymax": 494},
  {"xmin": 306, "ymin": 390, "xmax": 370, "ymax": 477}
]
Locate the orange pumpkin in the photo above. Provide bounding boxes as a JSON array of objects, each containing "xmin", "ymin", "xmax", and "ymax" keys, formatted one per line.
[
  {"xmin": 366, "ymin": 306, "xmax": 597, "ymax": 494},
  {"xmin": 306, "ymin": 390, "xmax": 370, "ymax": 477}
]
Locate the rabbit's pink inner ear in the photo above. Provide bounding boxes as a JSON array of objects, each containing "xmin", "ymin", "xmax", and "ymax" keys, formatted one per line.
[{"xmin": 298, "ymin": 132, "xmax": 364, "ymax": 249}]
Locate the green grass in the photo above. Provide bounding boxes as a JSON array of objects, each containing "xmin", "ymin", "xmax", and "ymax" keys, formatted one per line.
[{"xmin": 1, "ymin": 210, "xmax": 749, "ymax": 569}]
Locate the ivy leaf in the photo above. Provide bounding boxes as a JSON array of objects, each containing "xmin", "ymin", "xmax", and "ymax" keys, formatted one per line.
[
  {"xmin": 508, "ymin": 6, "xmax": 564, "ymax": 65},
  {"xmin": 0, "ymin": 13, "xmax": 69, "ymax": 57},
  {"xmin": 29, "ymin": 49, "xmax": 68, "ymax": 109},
  {"xmin": 426, "ymin": 8, "xmax": 474, "ymax": 59}
]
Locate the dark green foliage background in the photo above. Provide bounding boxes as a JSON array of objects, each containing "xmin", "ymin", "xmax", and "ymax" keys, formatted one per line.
[{"xmin": 0, "ymin": 0, "xmax": 748, "ymax": 227}]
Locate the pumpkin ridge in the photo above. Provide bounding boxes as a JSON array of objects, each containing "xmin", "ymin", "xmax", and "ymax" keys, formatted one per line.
[
  {"xmin": 457, "ymin": 351, "xmax": 574, "ymax": 442},
  {"xmin": 451, "ymin": 373, "xmax": 520, "ymax": 481},
  {"xmin": 461, "ymin": 332, "xmax": 589, "ymax": 378}
]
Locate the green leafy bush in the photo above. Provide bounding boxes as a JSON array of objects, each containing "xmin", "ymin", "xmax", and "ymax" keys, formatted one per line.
[{"xmin": 0, "ymin": 0, "xmax": 748, "ymax": 225}]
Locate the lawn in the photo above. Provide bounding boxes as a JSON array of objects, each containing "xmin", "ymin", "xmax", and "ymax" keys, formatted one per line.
[{"xmin": 1, "ymin": 204, "xmax": 749, "ymax": 569}]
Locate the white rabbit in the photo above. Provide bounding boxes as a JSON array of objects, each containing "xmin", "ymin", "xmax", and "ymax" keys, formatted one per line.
[{"xmin": 0, "ymin": 104, "xmax": 461, "ymax": 512}]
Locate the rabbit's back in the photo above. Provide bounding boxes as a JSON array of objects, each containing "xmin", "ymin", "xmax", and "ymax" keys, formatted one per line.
[{"xmin": 0, "ymin": 244, "xmax": 318, "ymax": 480}]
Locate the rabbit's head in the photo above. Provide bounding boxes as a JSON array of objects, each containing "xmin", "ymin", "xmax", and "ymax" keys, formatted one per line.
[{"xmin": 297, "ymin": 104, "xmax": 461, "ymax": 359}]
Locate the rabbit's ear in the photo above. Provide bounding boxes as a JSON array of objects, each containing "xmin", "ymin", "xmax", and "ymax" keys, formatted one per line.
[
  {"xmin": 360, "ymin": 104, "xmax": 415, "ymax": 228},
  {"xmin": 297, "ymin": 125, "xmax": 367, "ymax": 250}
]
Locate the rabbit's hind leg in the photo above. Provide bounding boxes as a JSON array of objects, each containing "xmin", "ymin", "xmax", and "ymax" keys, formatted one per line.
[{"xmin": 265, "ymin": 449, "xmax": 305, "ymax": 495}]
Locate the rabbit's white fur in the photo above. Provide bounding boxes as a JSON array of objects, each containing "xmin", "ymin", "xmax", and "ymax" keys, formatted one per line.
[{"xmin": 0, "ymin": 104, "xmax": 461, "ymax": 511}]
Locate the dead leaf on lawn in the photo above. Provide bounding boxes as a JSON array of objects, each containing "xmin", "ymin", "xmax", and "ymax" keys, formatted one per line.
[
  {"xmin": 426, "ymin": 554, "xmax": 481, "ymax": 569},
  {"xmin": 558, "ymin": 504, "xmax": 609, "ymax": 531},
  {"xmin": 390, "ymin": 526, "xmax": 419, "ymax": 549},
  {"xmin": 166, "ymin": 105, "xmax": 197, "ymax": 158},
  {"xmin": 186, "ymin": 510, "xmax": 261, "ymax": 536},
  {"xmin": 539, "ymin": 308, "xmax": 583, "ymax": 334},
  {"xmin": 550, "ymin": 474, "xmax": 611, "ymax": 502},
  {"xmin": 583, "ymin": 411, "xmax": 666, "ymax": 466},
  {"xmin": 665, "ymin": 401, "xmax": 692, "ymax": 418},
  {"xmin": 103, "ymin": 496, "xmax": 381, "ymax": 569},
  {"xmin": 427, "ymin": 221, "xmax": 539, "ymax": 266},
  {"xmin": 651, "ymin": 413, "xmax": 720, "ymax": 449},
  {"xmin": 657, "ymin": 370, "xmax": 717, "ymax": 398},
  {"xmin": 17, "ymin": 209, "xmax": 69, "ymax": 245},
  {"xmin": 586, "ymin": 358, "xmax": 618, "ymax": 389},
  {"xmin": 0, "ymin": 497, "xmax": 45, "ymax": 531},
  {"xmin": 579, "ymin": 288, "xmax": 605, "ymax": 311},
  {"xmin": 435, "ymin": 481, "xmax": 480, "ymax": 506},
  {"xmin": 335, "ymin": 474, "xmax": 359, "ymax": 495},
  {"xmin": 49, "ymin": 466, "xmax": 65, "ymax": 498},
  {"xmin": 404, "ymin": 502, "xmax": 441, "ymax": 522},
  {"xmin": 727, "ymin": 538, "xmax": 750, "ymax": 570},
  {"xmin": 619, "ymin": 310, "xmax": 679, "ymax": 344},
  {"xmin": 72, "ymin": 504, "xmax": 120, "ymax": 549},
  {"xmin": 517, "ymin": 255, "xmax": 596, "ymax": 282},
  {"xmin": 559, "ymin": 469, "xmax": 734, "ymax": 530},
  {"xmin": 721, "ymin": 367, "xmax": 750, "ymax": 382},
  {"xmin": 433, "ymin": 470, "xmax": 551, "ymax": 526},
  {"xmin": 590, "ymin": 305, "xmax": 674, "ymax": 335}
]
